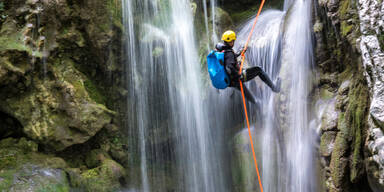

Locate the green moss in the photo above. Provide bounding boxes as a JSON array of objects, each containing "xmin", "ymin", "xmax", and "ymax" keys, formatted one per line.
[
  {"xmin": 330, "ymin": 113, "xmax": 349, "ymax": 188},
  {"xmin": 338, "ymin": 61, "xmax": 353, "ymax": 82},
  {"xmin": 378, "ymin": 33, "xmax": 384, "ymax": 52},
  {"xmin": 320, "ymin": 131, "xmax": 337, "ymax": 156},
  {"xmin": 0, "ymin": 168, "xmax": 17, "ymax": 190},
  {"xmin": 77, "ymin": 159, "xmax": 124, "ymax": 192},
  {"xmin": 37, "ymin": 184, "xmax": 70, "ymax": 192},
  {"xmin": 106, "ymin": 0, "xmax": 123, "ymax": 30},
  {"xmin": 347, "ymin": 82, "xmax": 369, "ymax": 182},
  {"xmin": 230, "ymin": 4, "xmax": 261, "ymax": 24},
  {"xmin": 0, "ymin": 138, "xmax": 70, "ymax": 191},
  {"xmin": 0, "ymin": 36, "xmax": 28, "ymax": 52},
  {"xmin": 84, "ymin": 79, "xmax": 107, "ymax": 105},
  {"xmin": 0, "ymin": 2, "xmax": 4, "ymax": 12},
  {"xmin": 320, "ymin": 88, "xmax": 334, "ymax": 100},
  {"xmin": 72, "ymin": 80, "xmax": 88, "ymax": 98},
  {"xmin": 341, "ymin": 21, "xmax": 353, "ymax": 37},
  {"xmin": 0, "ymin": 22, "xmax": 38, "ymax": 56},
  {"xmin": 82, "ymin": 168, "xmax": 99, "ymax": 179},
  {"xmin": 339, "ymin": 0, "xmax": 350, "ymax": 19},
  {"xmin": 226, "ymin": 0, "xmax": 283, "ymax": 24}
]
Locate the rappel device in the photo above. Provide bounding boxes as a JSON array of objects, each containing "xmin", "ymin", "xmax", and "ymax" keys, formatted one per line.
[{"xmin": 207, "ymin": 50, "xmax": 230, "ymax": 89}]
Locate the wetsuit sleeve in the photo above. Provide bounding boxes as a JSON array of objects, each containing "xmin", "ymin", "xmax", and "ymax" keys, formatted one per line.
[
  {"xmin": 235, "ymin": 46, "xmax": 246, "ymax": 57},
  {"xmin": 235, "ymin": 51, "xmax": 241, "ymax": 58},
  {"xmin": 224, "ymin": 51, "xmax": 240, "ymax": 78}
]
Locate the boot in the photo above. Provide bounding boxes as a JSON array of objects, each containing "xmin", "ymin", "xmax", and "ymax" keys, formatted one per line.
[
  {"xmin": 258, "ymin": 70, "xmax": 281, "ymax": 93},
  {"xmin": 272, "ymin": 78, "xmax": 281, "ymax": 93},
  {"xmin": 235, "ymin": 82, "xmax": 256, "ymax": 104}
]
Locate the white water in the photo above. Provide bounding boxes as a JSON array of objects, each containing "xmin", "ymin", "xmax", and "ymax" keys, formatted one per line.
[
  {"xmin": 283, "ymin": 0, "xmax": 316, "ymax": 191},
  {"xmin": 236, "ymin": 10, "xmax": 285, "ymax": 191},
  {"xmin": 122, "ymin": 0, "xmax": 227, "ymax": 191},
  {"xmin": 235, "ymin": 0, "xmax": 316, "ymax": 191},
  {"xmin": 123, "ymin": 0, "xmax": 316, "ymax": 191},
  {"xmin": 202, "ymin": 0, "xmax": 219, "ymax": 49},
  {"xmin": 122, "ymin": 1, "xmax": 152, "ymax": 191},
  {"xmin": 202, "ymin": 0, "xmax": 210, "ymax": 51},
  {"xmin": 210, "ymin": 0, "xmax": 218, "ymax": 44}
]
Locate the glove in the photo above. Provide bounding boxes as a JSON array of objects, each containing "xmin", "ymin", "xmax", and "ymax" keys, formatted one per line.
[
  {"xmin": 239, "ymin": 70, "xmax": 247, "ymax": 81},
  {"xmin": 239, "ymin": 45, "xmax": 248, "ymax": 54}
]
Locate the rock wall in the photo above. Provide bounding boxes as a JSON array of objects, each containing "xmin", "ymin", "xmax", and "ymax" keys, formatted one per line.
[
  {"xmin": 0, "ymin": 0, "xmax": 129, "ymax": 191},
  {"xmin": 315, "ymin": 0, "xmax": 383, "ymax": 191},
  {"xmin": 358, "ymin": 0, "xmax": 384, "ymax": 191}
]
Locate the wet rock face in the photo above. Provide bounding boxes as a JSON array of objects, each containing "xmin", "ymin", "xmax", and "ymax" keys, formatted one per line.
[
  {"xmin": 357, "ymin": 0, "xmax": 384, "ymax": 190},
  {"xmin": 316, "ymin": 0, "xmax": 383, "ymax": 190},
  {"xmin": 0, "ymin": 0, "xmax": 122, "ymax": 150},
  {"xmin": 0, "ymin": 138, "xmax": 70, "ymax": 191},
  {"xmin": 7, "ymin": 165, "xmax": 69, "ymax": 192},
  {"xmin": 69, "ymin": 159, "xmax": 126, "ymax": 192},
  {"xmin": 366, "ymin": 118, "xmax": 384, "ymax": 192}
]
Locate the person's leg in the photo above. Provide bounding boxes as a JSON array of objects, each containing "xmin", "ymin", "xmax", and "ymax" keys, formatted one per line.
[
  {"xmin": 232, "ymin": 81, "xmax": 256, "ymax": 104},
  {"xmin": 242, "ymin": 66, "xmax": 281, "ymax": 92}
]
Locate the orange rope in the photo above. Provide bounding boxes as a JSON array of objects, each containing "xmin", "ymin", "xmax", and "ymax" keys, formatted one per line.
[
  {"xmin": 238, "ymin": 0, "xmax": 266, "ymax": 74},
  {"xmin": 239, "ymin": 82, "xmax": 263, "ymax": 192},
  {"xmin": 238, "ymin": 0, "xmax": 266, "ymax": 191}
]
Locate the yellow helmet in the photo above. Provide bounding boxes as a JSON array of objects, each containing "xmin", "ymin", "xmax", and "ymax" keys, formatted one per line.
[{"xmin": 221, "ymin": 30, "xmax": 236, "ymax": 42}]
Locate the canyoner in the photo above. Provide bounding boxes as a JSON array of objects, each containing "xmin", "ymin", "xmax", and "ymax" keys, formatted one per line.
[
  {"xmin": 207, "ymin": 30, "xmax": 281, "ymax": 104},
  {"xmin": 206, "ymin": 0, "xmax": 275, "ymax": 191}
]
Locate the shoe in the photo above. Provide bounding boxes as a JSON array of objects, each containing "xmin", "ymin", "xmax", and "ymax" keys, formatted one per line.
[{"xmin": 272, "ymin": 78, "xmax": 281, "ymax": 93}]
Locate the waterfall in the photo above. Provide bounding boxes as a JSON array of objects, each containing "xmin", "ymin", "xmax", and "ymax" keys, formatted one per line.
[
  {"xmin": 122, "ymin": 1, "xmax": 153, "ymax": 191},
  {"xmin": 123, "ymin": 0, "xmax": 315, "ymax": 191},
  {"xmin": 202, "ymin": 0, "xmax": 210, "ymax": 51},
  {"xmin": 202, "ymin": 0, "xmax": 219, "ymax": 49},
  {"xmin": 122, "ymin": 0, "xmax": 228, "ymax": 191},
  {"xmin": 210, "ymin": 0, "xmax": 218, "ymax": 44},
  {"xmin": 235, "ymin": 0, "xmax": 315, "ymax": 191},
  {"xmin": 282, "ymin": 0, "xmax": 316, "ymax": 190},
  {"xmin": 235, "ymin": 10, "xmax": 285, "ymax": 191}
]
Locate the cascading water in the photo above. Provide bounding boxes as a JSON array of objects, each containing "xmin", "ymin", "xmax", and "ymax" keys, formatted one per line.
[
  {"xmin": 236, "ymin": 10, "xmax": 285, "ymax": 192},
  {"xmin": 234, "ymin": 0, "xmax": 316, "ymax": 191},
  {"xmin": 202, "ymin": 0, "xmax": 219, "ymax": 49},
  {"xmin": 210, "ymin": 0, "xmax": 218, "ymax": 44},
  {"xmin": 202, "ymin": 0, "xmax": 210, "ymax": 51},
  {"xmin": 123, "ymin": 0, "xmax": 315, "ymax": 191},
  {"xmin": 282, "ymin": 0, "xmax": 316, "ymax": 190},
  {"xmin": 123, "ymin": 0, "xmax": 228, "ymax": 191},
  {"xmin": 123, "ymin": 1, "xmax": 153, "ymax": 191}
]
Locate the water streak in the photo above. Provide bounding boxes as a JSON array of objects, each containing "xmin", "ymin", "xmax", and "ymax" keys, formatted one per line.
[
  {"xmin": 122, "ymin": 0, "xmax": 227, "ymax": 191},
  {"xmin": 235, "ymin": 0, "xmax": 316, "ymax": 191}
]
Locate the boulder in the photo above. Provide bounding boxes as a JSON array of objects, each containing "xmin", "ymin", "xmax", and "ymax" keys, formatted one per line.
[
  {"xmin": 357, "ymin": 0, "xmax": 384, "ymax": 190},
  {"xmin": 0, "ymin": 138, "xmax": 70, "ymax": 192},
  {"xmin": 0, "ymin": 60, "xmax": 114, "ymax": 151},
  {"xmin": 0, "ymin": 0, "xmax": 120, "ymax": 151},
  {"xmin": 69, "ymin": 159, "xmax": 126, "ymax": 192}
]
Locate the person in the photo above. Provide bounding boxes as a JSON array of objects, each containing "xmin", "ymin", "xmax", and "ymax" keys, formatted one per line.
[{"xmin": 216, "ymin": 30, "xmax": 281, "ymax": 103}]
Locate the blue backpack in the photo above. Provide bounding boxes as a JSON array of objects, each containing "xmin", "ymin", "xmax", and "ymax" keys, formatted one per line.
[{"xmin": 207, "ymin": 50, "xmax": 230, "ymax": 89}]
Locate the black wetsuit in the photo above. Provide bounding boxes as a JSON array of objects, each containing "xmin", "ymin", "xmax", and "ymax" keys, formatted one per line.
[{"xmin": 215, "ymin": 42, "xmax": 279, "ymax": 103}]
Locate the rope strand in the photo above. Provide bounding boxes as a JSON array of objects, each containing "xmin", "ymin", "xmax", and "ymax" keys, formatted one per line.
[{"xmin": 237, "ymin": 0, "xmax": 266, "ymax": 191}]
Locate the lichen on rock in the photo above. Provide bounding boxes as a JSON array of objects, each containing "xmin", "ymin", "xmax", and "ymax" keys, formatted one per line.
[{"xmin": 0, "ymin": 138, "xmax": 70, "ymax": 192}]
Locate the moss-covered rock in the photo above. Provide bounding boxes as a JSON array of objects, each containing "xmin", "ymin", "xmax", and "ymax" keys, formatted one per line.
[
  {"xmin": 0, "ymin": 59, "xmax": 114, "ymax": 151},
  {"xmin": 0, "ymin": 0, "xmax": 123, "ymax": 151},
  {"xmin": 85, "ymin": 149, "xmax": 111, "ymax": 168},
  {"xmin": 320, "ymin": 131, "xmax": 337, "ymax": 157},
  {"xmin": 69, "ymin": 159, "xmax": 125, "ymax": 192},
  {"xmin": 0, "ymin": 138, "xmax": 70, "ymax": 192},
  {"xmin": 231, "ymin": 127, "xmax": 263, "ymax": 192}
]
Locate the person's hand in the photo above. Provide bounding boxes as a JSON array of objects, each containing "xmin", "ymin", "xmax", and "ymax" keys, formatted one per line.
[{"xmin": 239, "ymin": 45, "xmax": 248, "ymax": 54}]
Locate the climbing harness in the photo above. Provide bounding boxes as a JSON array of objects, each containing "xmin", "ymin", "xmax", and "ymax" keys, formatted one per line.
[{"xmin": 238, "ymin": 0, "xmax": 266, "ymax": 191}]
